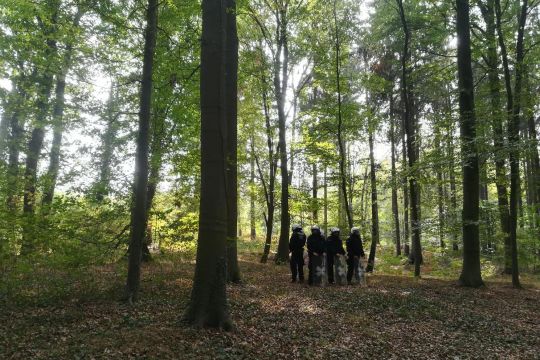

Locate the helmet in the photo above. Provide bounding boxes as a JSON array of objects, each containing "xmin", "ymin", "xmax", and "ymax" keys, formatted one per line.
[
  {"xmin": 311, "ymin": 225, "xmax": 320, "ymax": 232},
  {"xmin": 330, "ymin": 227, "xmax": 340, "ymax": 234},
  {"xmin": 291, "ymin": 224, "xmax": 302, "ymax": 232},
  {"xmin": 350, "ymin": 227, "xmax": 360, "ymax": 235}
]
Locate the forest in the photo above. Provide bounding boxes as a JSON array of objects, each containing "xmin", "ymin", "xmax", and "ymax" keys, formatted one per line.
[{"xmin": 0, "ymin": 0, "xmax": 539, "ymax": 358}]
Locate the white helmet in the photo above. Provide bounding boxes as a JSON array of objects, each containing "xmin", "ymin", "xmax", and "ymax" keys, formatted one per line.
[
  {"xmin": 330, "ymin": 227, "xmax": 340, "ymax": 234},
  {"xmin": 350, "ymin": 227, "xmax": 360, "ymax": 235},
  {"xmin": 291, "ymin": 224, "xmax": 302, "ymax": 232},
  {"xmin": 311, "ymin": 225, "xmax": 320, "ymax": 232}
]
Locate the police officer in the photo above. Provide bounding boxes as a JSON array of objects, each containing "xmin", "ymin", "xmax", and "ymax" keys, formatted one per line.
[
  {"xmin": 325, "ymin": 227, "xmax": 346, "ymax": 284},
  {"xmin": 307, "ymin": 225, "xmax": 326, "ymax": 285},
  {"xmin": 289, "ymin": 224, "xmax": 306, "ymax": 283},
  {"xmin": 346, "ymin": 227, "xmax": 365, "ymax": 285}
]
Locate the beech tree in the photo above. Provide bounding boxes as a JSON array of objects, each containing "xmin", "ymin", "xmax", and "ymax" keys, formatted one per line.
[
  {"xmin": 184, "ymin": 0, "xmax": 232, "ymax": 329},
  {"xmin": 125, "ymin": 0, "xmax": 158, "ymax": 302},
  {"xmin": 456, "ymin": 0, "xmax": 484, "ymax": 287}
]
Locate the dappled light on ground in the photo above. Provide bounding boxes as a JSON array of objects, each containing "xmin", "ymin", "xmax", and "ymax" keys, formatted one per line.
[{"xmin": 1, "ymin": 251, "xmax": 538, "ymax": 359}]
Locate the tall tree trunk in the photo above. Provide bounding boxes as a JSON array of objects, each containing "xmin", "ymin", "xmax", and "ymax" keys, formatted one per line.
[
  {"xmin": 225, "ymin": 0, "xmax": 240, "ymax": 283},
  {"xmin": 124, "ymin": 0, "xmax": 158, "ymax": 303},
  {"xmin": 366, "ymin": 132, "xmax": 380, "ymax": 272},
  {"xmin": 184, "ymin": 0, "xmax": 231, "ymax": 329},
  {"xmin": 390, "ymin": 97, "xmax": 401, "ymax": 256},
  {"xmin": 41, "ymin": 11, "xmax": 82, "ymax": 209},
  {"xmin": 510, "ymin": 0, "xmax": 528, "ymax": 288},
  {"xmin": 448, "ymin": 124, "xmax": 459, "ymax": 251},
  {"xmin": 397, "ymin": 0, "xmax": 421, "ymax": 275},
  {"xmin": 479, "ymin": 0, "xmax": 511, "ymax": 272},
  {"xmin": 435, "ymin": 124, "xmax": 445, "ymax": 249},
  {"xmin": 401, "ymin": 107, "xmax": 410, "ymax": 256},
  {"xmin": 495, "ymin": 0, "xmax": 526, "ymax": 287},
  {"xmin": 360, "ymin": 164, "xmax": 369, "ymax": 227},
  {"xmin": 258, "ymin": 72, "xmax": 277, "ymax": 264},
  {"xmin": 21, "ymin": 33, "xmax": 57, "ymax": 254},
  {"xmin": 6, "ymin": 77, "xmax": 28, "ymax": 212},
  {"xmin": 274, "ymin": 8, "xmax": 291, "ymax": 264},
  {"xmin": 456, "ymin": 0, "xmax": 483, "ymax": 287},
  {"xmin": 334, "ymin": 0, "xmax": 353, "ymax": 230}
]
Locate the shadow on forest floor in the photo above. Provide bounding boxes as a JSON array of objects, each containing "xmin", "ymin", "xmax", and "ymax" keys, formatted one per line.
[{"xmin": 0, "ymin": 250, "xmax": 539, "ymax": 359}]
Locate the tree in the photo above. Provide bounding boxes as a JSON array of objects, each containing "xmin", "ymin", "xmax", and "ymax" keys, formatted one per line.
[
  {"xmin": 396, "ymin": 0, "xmax": 422, "ymax": 276},
  {"xmin": 125, "ymin": 0, "xmax": 158, "ymax": 303},
  {"xmin": 225, "ymin": 0, "xmax": 241, "ymax": 283},
  {"xmin": 456, "ymin": 0, "xmax": 484, "ymax": 287},
  {"xmin": 184, "ymin": 0, "xmax": 232, "ymax": 329}
]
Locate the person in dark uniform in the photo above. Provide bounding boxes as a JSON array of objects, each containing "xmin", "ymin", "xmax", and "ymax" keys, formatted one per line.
[
  {"xmin": 325, "ymin": 227, "xmax": 346, "ymax": 284},
  {"xmin": 307, "ymin": 225, "xmax": 326, "ymax": 286},
  {"xmin": 346, "ymin": 227, "xmax": 365, "ymax": 285},
  {"xmin": 289, "ymin": 224, "xmax": 306, "ymax": 283}
]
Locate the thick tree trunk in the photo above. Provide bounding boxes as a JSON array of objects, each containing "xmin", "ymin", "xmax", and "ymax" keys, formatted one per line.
[
  {"xmin": 225, "ymin": 0, "xmax": 240, "ymax": 283},
  {"xmin": 124, "ymin": 0, "xmax": 157, "ymax": 303},
  {"xmin": 366, "ymin": 132, "xmax": 380, "ymax": 272},
  {"xmin": 456, "ymin": 0, "xmax": 484, "ymax": 287},
  {"xmin": 184, "ymin": 0, "xmax": 231, "ymax": 329}
]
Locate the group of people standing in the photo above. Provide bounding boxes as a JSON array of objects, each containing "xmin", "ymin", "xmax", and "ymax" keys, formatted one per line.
[{"xmin": 288, "ymin": 224, "xmax": 366, "ymax": 285}]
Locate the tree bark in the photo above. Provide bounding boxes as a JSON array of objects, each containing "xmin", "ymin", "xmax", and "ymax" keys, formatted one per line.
[
  {"xmin": 397, "ymin": 0, "xmax": 421, "ymax": 275},
  {"xmin": 5, "ymin": 76, "xmax": 28, "ymax": 212},
  {"xmin": 366, "ymin": 132, "xmax": 380, "ymax": 272},
  {"xmin": 257, "ymin": 71, "xmax": 278, "ymax": 263},
  {"xmin": 21, "ymin": 19, "xmax": 58, "ymax": 254},
  {"xmin": 456, "ymin": 0, "xmax": 484, "ymax": 287},
  {"xmin": 390, "ymin": 96, "xmax": 401, "ymax": 256},
  {"xmin": 225, "ymin": 0, "xmax": 240, "ymax": 283},
  {"xmin": 479, "ymin": 0, "xmax": 511, "ymax": 272},
  {"xmin": 334, "ymin": 0, "xmax": 353, "ymax": 230},
  {"xmin": 250, "ymin": 145, "xmax": 256, "ymax": 240},
  {"xmin": 509, "ymin": 0, "xmax": 528, "ymax": 288},
  {"xmin": 435, "ymin": 125, "xmax": 445, "ymax": 249},
  {"xmin": 124, "ymin": 0, "xmax": 158, "ymax": 302},
  {"xmin": 274, "ymin": 7, "xmax": 291, "ymax": 264},
  {"xmin": 41, "ymin": 17, "xmax": 80, "ymax": 208},
  {"xmin": 184, "ymin": 0, "xmax": 231, "ymax": 329}
]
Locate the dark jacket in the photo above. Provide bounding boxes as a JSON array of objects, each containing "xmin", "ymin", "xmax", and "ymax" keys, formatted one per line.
[
  {"xmin": 307, "ymin": 233, "xmax": 326, "ymax": 255},
  {"xmin": 326, "ymin": 234, "xmax": 345, "ymax": 255},
  {"xmin": 346, "ymin": 234, "xmax": 365, "ymax": 258},
  {"xmin": 289, "ymin": 232, "xmax": 306, "ymax": 253}
]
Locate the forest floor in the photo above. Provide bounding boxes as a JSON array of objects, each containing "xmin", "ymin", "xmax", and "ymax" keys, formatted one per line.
[{"xmin": 1, "ymin": 244, "xmax": 539, "ymax": 359}]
